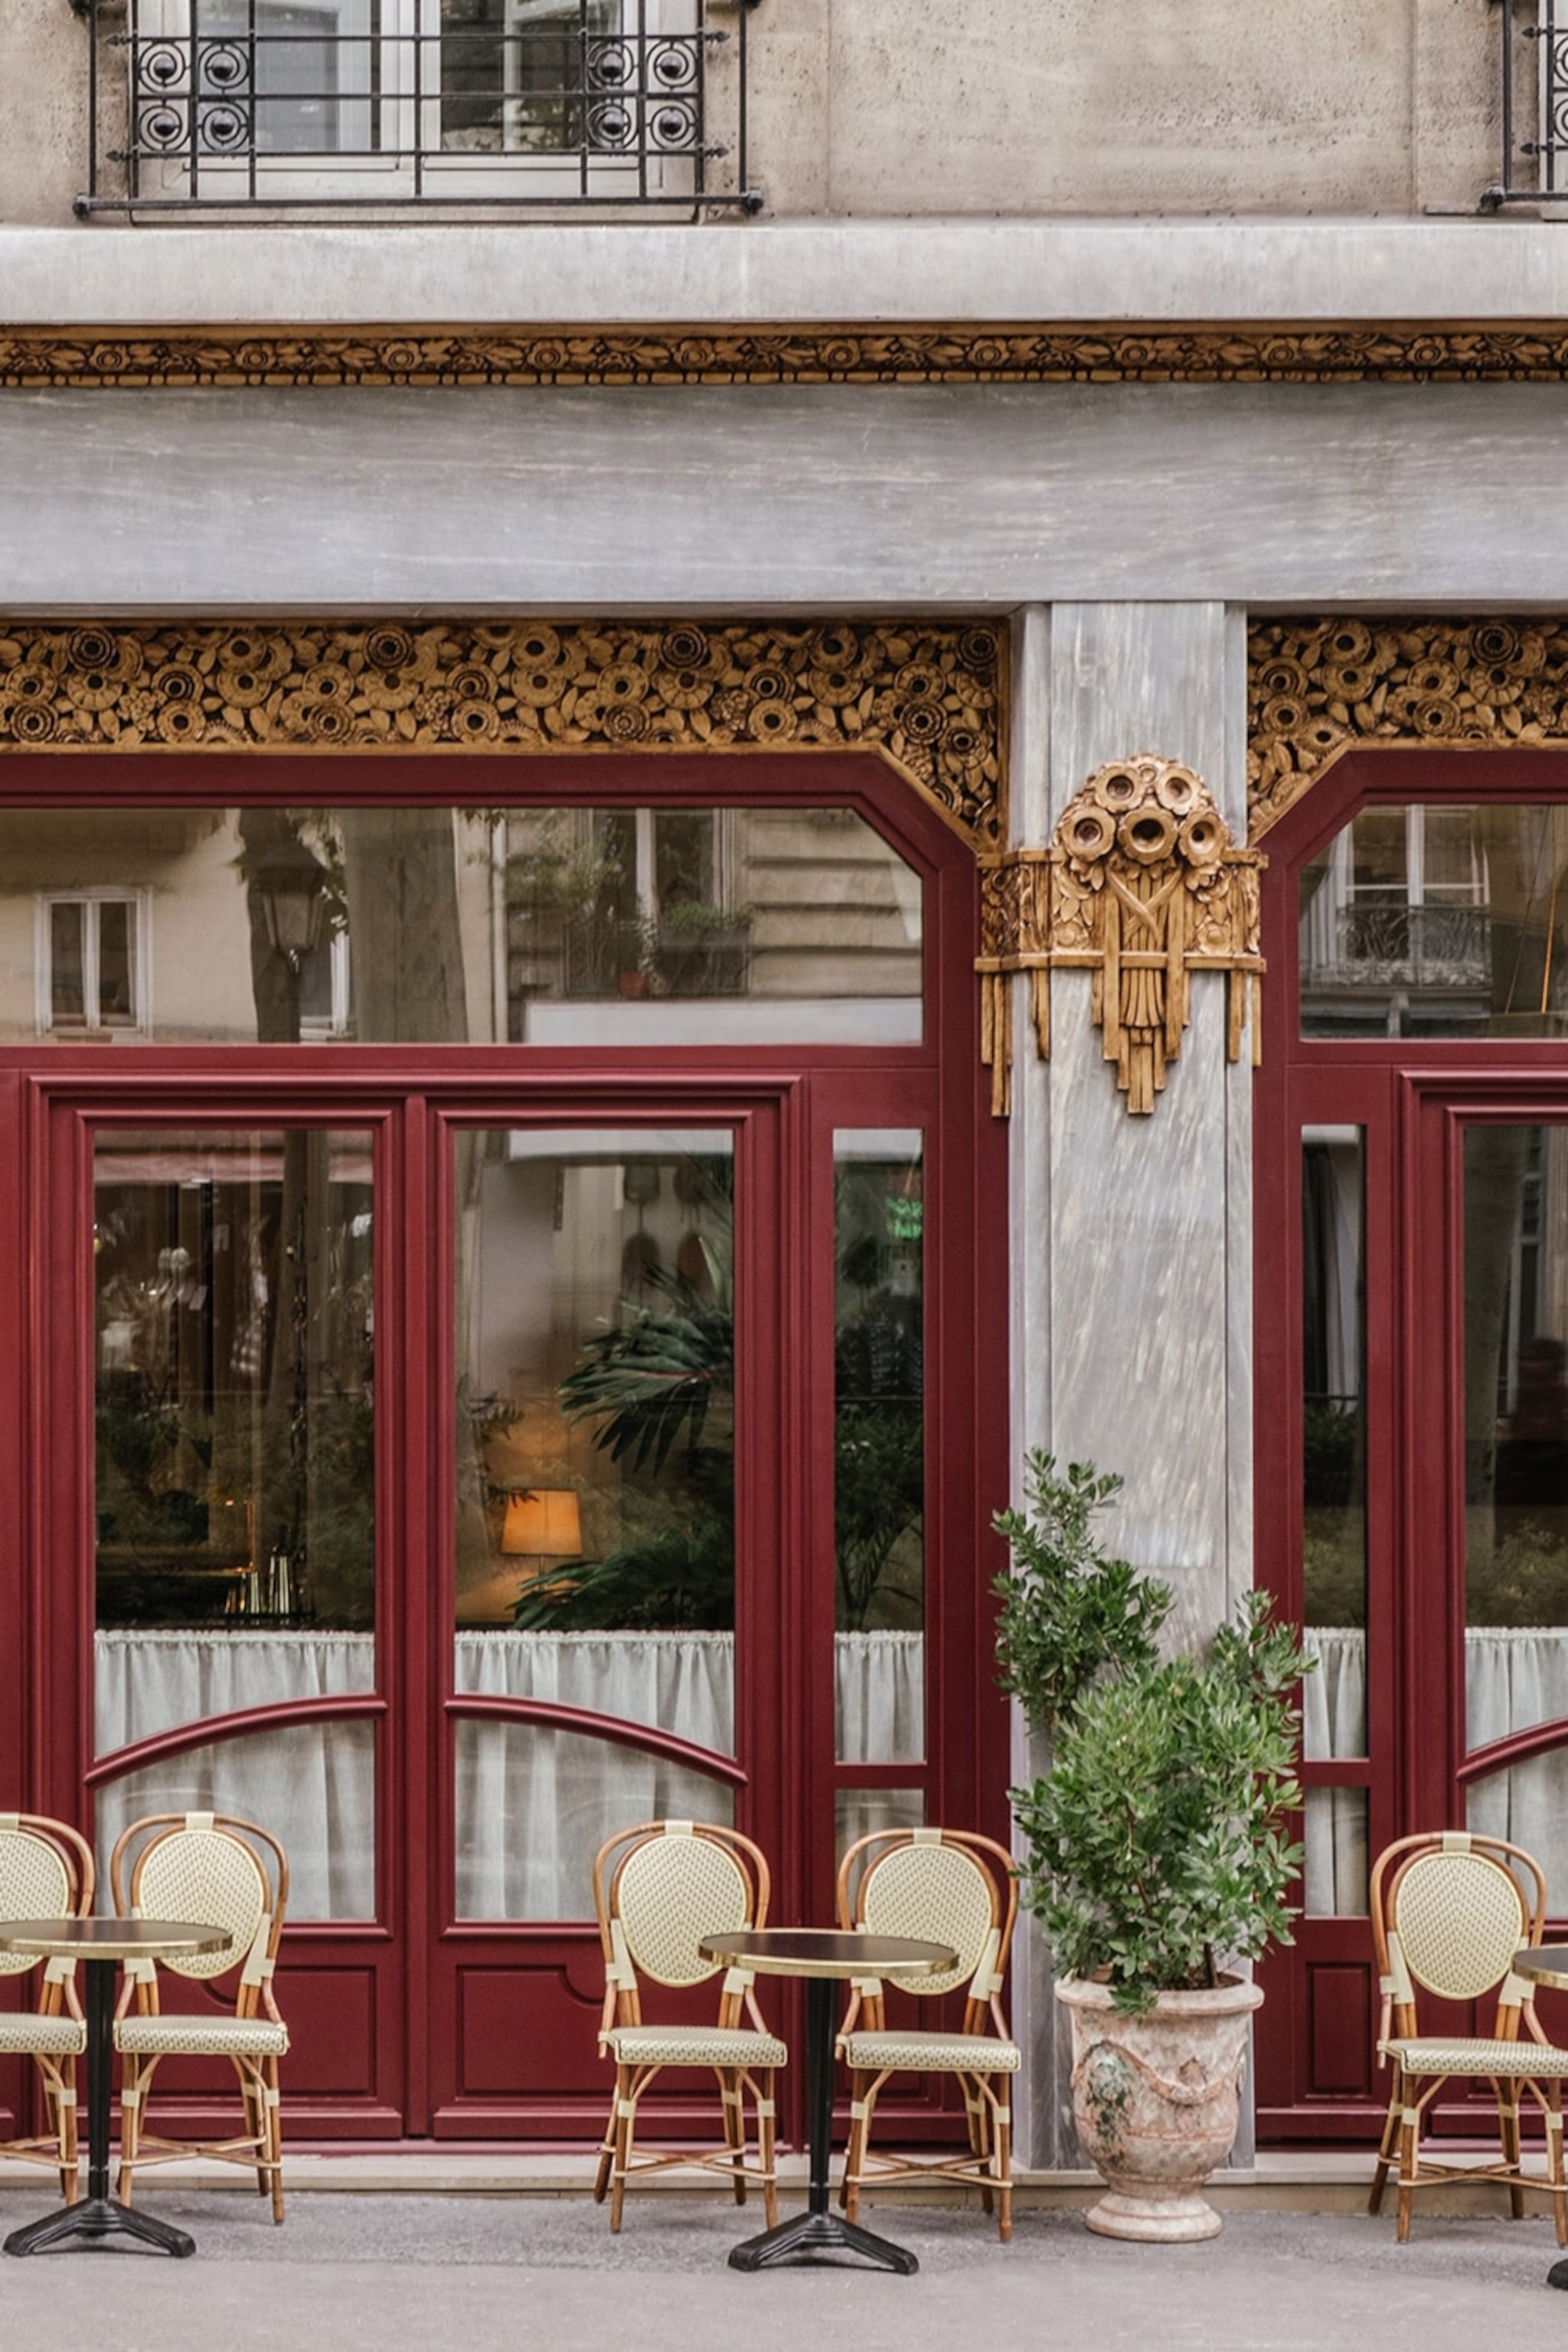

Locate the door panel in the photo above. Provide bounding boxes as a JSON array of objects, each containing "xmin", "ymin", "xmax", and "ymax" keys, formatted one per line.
[
  {"xmin": 1258, "ymin": 750, "xmax": 1568, "ymax": 2135},
  {"xmin": 0, "ymin": 753, "xmax": 1004, "ymax": 2151},
  {"xmin": 1455, "ymin": 1119, "xmax": 1568, "ymax": 1903},
  {"xmin": 433, "ymin": 1109, "xmax": 785, "ymax": 2132}
]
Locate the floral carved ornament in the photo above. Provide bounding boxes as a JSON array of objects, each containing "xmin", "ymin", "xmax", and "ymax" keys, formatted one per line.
[{"xmin": 977, "ymin": 756, "xmax": 1263, "ymax": 1117}]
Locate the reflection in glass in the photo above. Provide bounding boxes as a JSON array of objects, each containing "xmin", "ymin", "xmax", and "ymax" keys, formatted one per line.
[
  {"xmin": 1301, "ymin": 1128, "xmax": 1367, "ymax": 1758},
  {"xmin": 1301, "ymin": 1787, "xmax": 1367, "ymax": 1918},
  {"xmin": 453, "ymin": 1131, "xmax": 737, "ymax": 1743},
  {"xmin": 454, "ymin": 1721, "xmax": 733, "ymax": 1920},
  {"xmin": 833, "ymin": 1137, "xmax": 924, "ymax": 1628},
  {"xmin": 96, "ymin": 1720, "xmax": 375, "ymax": 1921},
  {"xmin": 440, "ymin": 0, "xmax": 621, "ymax": 155},
  {"xmin": 835, "ymin": 1632, "xmax": 924, "ymax": 1766},
  {"xmin": 45, "ymin": 896, "xmax": 140, "ymax": 1034},
  {"xmin": 1463, "ymin": 1129, "xmax": 1568, "ymax": 1758},
  {"xmin": 1468, "ymin": 1753, "xmax": 1568, "ymax": 1907},
  {"xmin": 831, "ymin": 1132, "xmax": 925, "ymax": 1763},
  {"xmin": 0, "ymin": 802, "xmax": 920, "ymax": 1050},
  {"xmin": 1300, "ymin": 802, "xmax": 1568, "ymax": 1040},
  {"xmin": 835, "ymin": 1788, "xmax": 925, "ymax": 1863},
  {"xmin": 506, "ymin": 805, "xmax": 921, "ymax": 1044},
  {"xmin": 93, "ymin": 1130, "xmax": 376, "ymax": 1646},
  {"xmin": 193, "ymin": 0, "xmax": 379, "ymax": 155}
]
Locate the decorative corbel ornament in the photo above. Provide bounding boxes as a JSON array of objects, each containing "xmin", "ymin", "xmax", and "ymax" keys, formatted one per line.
[{"xmin": 977, "ymin": 755, "xmax": 1265, "ymax": 1119}]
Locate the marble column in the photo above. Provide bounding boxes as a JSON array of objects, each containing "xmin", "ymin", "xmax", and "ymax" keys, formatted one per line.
[{"xmin": 1004, "ymin": 601, "xmax": 1255, "ymax": 2168}]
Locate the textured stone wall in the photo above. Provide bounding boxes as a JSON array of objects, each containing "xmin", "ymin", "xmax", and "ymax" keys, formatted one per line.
[{"xmin": 0, "ymin": 0, "xmax": 1501, "ymax": 227}]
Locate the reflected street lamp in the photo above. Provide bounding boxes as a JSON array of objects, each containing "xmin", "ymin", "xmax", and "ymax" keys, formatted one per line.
[{"xmin": 253, "ymin": 835, "xmax": 328, "ymax": 969}]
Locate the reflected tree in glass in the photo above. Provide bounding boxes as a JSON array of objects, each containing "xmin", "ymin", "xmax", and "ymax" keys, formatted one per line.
[
  {"xmin": 833, "ymin": 1146, "xmax": 924, "ymax": 1632},
  {"xmin": 521, "ymin": 1161, "xmax": 737, "ymax": 1632},
  {"xmin": 94, "ymin": 1130, "xmax": 375, "ymax": 1632}
]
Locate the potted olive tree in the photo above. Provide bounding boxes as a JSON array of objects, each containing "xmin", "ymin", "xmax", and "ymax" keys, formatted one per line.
[{"xmin": 996, "ymin": 1452, "xmax": 1309, "ymax": 2243}]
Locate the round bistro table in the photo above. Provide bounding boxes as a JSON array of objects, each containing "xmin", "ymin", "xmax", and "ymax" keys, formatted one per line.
[
  {"xmin": 699, "ymin": 1926, "xmax": 958, "ymax": 2275},
  {"xmin": 0, "ymin": 1916, "xmax": 227, "ymax": 2259},
  {"xmin": 1509, "ymin": 1944, "xmax": 1568, "ymax": 2290}
]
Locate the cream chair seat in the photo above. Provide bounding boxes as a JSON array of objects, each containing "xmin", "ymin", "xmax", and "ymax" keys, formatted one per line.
[
  {"xmin": 836, "ymin": 1827, "xmax": 1021, "ymax": 2241},
  {"xmin": 1369, "ymin": 1828, "xmax": 1568, "ymax": 2243},
  {"xmin": 0, "ymin": 1812, "xmax": 95, "ymax": 2200},
  {"xmin": 110, "ymin": 1811, "xmax": 290, "ymax": 2223},
  {"xmin": 592, "ymin": 1819, "xmax": 786, "ymax": 2231}
]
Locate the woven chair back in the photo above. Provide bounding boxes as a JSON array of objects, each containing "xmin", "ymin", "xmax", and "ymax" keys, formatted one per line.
[
  {"xmin": 1390, "ymin": 1847, "xmax": 1532, "ymax": 2004},
  {"xmin": 0, "ymin": 1815, "xmax": 91, "ymax": 1978},
  {"xmin": 613, "ymin": 1828, "xmax": 755, "ymax": 1990},
  {"xmin": 116, "ymin": 1815, "xmax": 285, "ymax": 1981},
  {"xmin": 848, "ymin": 1831, "xmax": 1011, "ymax": 1998}
]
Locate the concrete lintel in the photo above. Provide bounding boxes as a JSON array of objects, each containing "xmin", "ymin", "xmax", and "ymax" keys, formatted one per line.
[{"xmin": 7, "ymin": 217, "xmax": 1568, "ymax": 332}]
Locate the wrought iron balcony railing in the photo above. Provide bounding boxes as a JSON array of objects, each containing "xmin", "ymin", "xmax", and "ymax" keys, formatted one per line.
[
  {"xmin": 1485, "ymin": 0, "xmax": 1568, "ymax": 207},
  {"xmin": 72, "ymin": 0, "xmax": 761, "ymax": 214},
  {"xmin": 1305, "ymin": 903, "xmax": 1494, "ymax": 992}
]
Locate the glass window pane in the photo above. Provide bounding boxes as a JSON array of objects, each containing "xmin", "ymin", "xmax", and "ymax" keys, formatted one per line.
[
  {"xmin": 455, "ymin": 1720, "xmax": 733, "ymax": 1919},
  {"xmin": 1302, "ymin": 1127, "xmax": 1366, "ymax": 1759},
  {"xmin": 1348, "ymin": 808, "xmax": 1409, "ymax": 902},
  {"xmin": 96, "ymin": 1720, "xmax": 375, "ymax": 1920},
  {"xmin": 1464, "ymin": 1125, "xmax": 1568, "ymax": 1747},
  {"xmin": 96, "ymin": 899, "xmax": 134, "ymax": 1026},
  {"xmin": 0, "ymin": 804, "xmax": 920, "ymax": 1050},
  {"xmin": 93, "ymin": 1129, "xmax": 376, "ymax": 1720},
  {"xmin": 833, "ymin": 1133, "xmax": 925, "ymax": 1762},
  {"xmin": 49, "ymin": 900, "xmax": 85, "ymax": 1025},
  {"xmin": 1301, "ymin": 803, "xmax": 1568, "ymax": 1040},
  {"xmin": 196, "ymin": 0, "xmax": 379, "ymax": 157},
  {"xmin": 835, "ymin": 1787, "xmax": 925, "ymax": 1864},
  {"xmin": 1468, "ymin": 1751, "xmax": 1568, "ymax": 1900},
  {"xmin": 835, "ymin": 1632, "xmax": 924, "ymax": 1766},
  {"xmin": 454, "ymin": 1130, "xmax": 736, "ymax": 1749},
  {"xmin": 1300, "ymin": 1788, "xmax": 1367, "ymax": 1918},
  {"xmin": 1423, "ymin": 807, "xmax": 1484, "ymax": 902},
  {"xmin": 96, "ymin": 1627, "xmax": 374, "ymax": 1753},
  {"xmin": 442, "ymin": 0, "xmax": 621, "ymax": 155},
  {"xmin": 508, "ymin": 806, "xmax": 922, "ymax": 1047}
]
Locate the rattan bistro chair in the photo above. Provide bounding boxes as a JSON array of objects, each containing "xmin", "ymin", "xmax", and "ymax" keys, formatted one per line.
[
  {"xmin": 110, "ymin": 1811, "xmax": 290, "ymax": 2223},
  {"xmin": 1369, "ymin": 1829, "xmax": 1568, "ymax": 2243},
  {"xmin": 591, "ymin": 1820, "xmax": 787, "ymax": 2232},
  {"xmin": 835, "ymin": 1827, "xmax": 1021, "ymax": 2240},
  {"xmin": 0, "ymin": 1811, "xmax": 95, "ymax": 2200}
]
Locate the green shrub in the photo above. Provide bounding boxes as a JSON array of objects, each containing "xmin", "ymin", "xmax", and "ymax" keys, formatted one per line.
[
  {"xmin": 1009, "ymin": 1592, "xmax": 1308, "ymax": 2014},
  {"xmin": 993, "ymin": 1452, "xmax": 1171, "ymax": 1737}
]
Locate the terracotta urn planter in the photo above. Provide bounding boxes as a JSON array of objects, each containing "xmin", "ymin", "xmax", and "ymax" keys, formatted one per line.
[{"xmin": 1057, "ymin": 1974, "xmax": 1263, "ymax": 2243}]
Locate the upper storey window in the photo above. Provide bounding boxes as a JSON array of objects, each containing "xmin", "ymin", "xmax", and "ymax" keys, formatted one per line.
[
  {"xmin": 77, "ymin": 0, "xmax": 761, "ymax": 212},
  {"xmin": 1485, "ymin": 0, "xmax": 1568, "ymax": 207},
  {"xmin": 1299, "ymin": 802, "xmax": 1568, "ymax": 1040}
]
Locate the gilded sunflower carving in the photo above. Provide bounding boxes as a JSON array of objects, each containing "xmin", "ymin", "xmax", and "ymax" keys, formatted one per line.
[
  {"xmin": 978, "ymin": 756, "xmax": 1262, "ymax": 1118},
  {"xmin": 1248, "ymin": 617, "xmax": 1568, "ymax": 839},
  {"xmin": 0, "ymin": 618, "xmax": 1005, "ymax": 845}
]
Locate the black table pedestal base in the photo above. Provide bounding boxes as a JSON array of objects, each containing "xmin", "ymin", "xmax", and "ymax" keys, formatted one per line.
[
  {"xmin": 2, "ymin": 1946, "xmax": 197, "ymax": 2260},
  {"xmin": 727, "ymin": 2208, "xmax": 918, "ymax": 2275},
  {"xmin": 5, "ymin": 2197, "xmax": 194, "ymax": 2259}
]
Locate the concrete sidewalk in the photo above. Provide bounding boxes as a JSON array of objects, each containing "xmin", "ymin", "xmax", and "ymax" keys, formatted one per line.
[{"xmin": 6, "ymin": 2188, "xmax": 1568, "ymax": 2351}]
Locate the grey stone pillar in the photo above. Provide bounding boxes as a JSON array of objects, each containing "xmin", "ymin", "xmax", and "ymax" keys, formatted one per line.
[
  {"xmin": 1004, "ymin": 603, "xmax": 1056, "ymax": 2172},
  {"xmin": 1004, "ymin": 601, "xmax": 1255, "ymax": 2169}
]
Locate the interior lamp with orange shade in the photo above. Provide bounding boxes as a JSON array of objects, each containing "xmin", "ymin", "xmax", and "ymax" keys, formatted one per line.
[{"xmin": 501, "ymin": 1488, "xmax": 584, "ymax": 1582}]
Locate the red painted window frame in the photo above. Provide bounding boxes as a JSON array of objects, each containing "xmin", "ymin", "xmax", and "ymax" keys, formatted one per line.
[
  {"xmin": 0, "ymin": 747, "xmax": 1011, "ymax": 2146},
  {"xmin": 1255, "ymin": 745, "xmax": 1568, "ymax": 2141}
]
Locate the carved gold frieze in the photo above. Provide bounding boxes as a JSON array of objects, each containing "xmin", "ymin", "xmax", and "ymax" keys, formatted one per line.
[
  {"xmin": 0, "ymin": 617, "xmax": 1006, "ymax": 845},
  {"xmin": 1248, "ymin": 617, "xmax": 1568, "ymax": 840},
  {"xmin": 978, "ymin": 756, "xmax": 1263, "ymax": 1118},
  {"xmin": 12, "ymin": 324, "xmax": 1568, "ymax": 393}
]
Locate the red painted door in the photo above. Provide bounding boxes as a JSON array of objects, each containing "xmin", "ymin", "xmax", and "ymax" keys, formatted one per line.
[
  {"xmin": 0, "ymin": 753, "xmax": 1008, "ymax": 2147},
  {"xmin": 1256, "ymin": 749, "xmax": 1568, "ymax": 2141}
]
